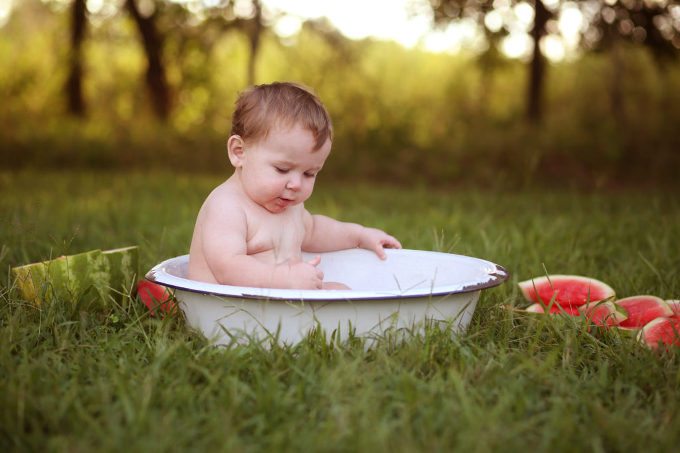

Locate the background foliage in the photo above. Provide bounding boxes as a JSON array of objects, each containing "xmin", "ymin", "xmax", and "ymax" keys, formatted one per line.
[{"xmin": 1, "ymin": 0, "xmax": 679, "ymax": 188}]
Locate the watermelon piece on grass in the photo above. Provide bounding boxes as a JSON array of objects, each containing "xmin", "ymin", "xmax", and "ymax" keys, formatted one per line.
[
  {"xmin": 638, "ymin": 317, "xmax": 680, "ymax": 350},
  {"xmin": 137, "ymin": 280, "xmax": 176, "ymax": 317},
  {"xmin": 578, "ymin": 301, "xmax": 628, "ymax": 327},
  {"xmin": 614, "ymin": 295, "xmax": 673, "ymax": 329},
  {"xmin": 11, "ymin": 246, "xmax": 140, "ymax": 309},
  {"xmin": 518, "ymin": 275, "xmax": 615, "ymax": 310},
  {"xmin": 102, "ymin": 246, "xmax": 140, "ymax": 304},
  {"xmin": 12, "ymin": 249, "xmax": 107, "ymax": 308},
  {"xmin": 11, "ymin": 258, "xmax": 48, "ymax": 303}
]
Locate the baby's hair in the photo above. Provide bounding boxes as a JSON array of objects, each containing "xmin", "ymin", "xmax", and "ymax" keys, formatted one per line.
[{"xmin": 230, "ymin": 81, "xmax": 333, "ymax": 150}]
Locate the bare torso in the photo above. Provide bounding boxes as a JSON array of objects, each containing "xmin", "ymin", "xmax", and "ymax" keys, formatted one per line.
[
  {"xmin": 243, "ymin": 199, "xmax": 306, "ymax": 265},
  {"xmin": 188, "ymin": 176, "xmax": 309, "ymax": 284}
]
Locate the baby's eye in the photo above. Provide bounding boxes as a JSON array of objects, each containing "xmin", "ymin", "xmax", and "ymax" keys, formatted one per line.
[
  {"xmin": 275, "ymin": 167, "xmax": 289, "ymax": 174},
  {"xmin": 304, "ymin": 172, "xmax": 317, "ymax": 178}
]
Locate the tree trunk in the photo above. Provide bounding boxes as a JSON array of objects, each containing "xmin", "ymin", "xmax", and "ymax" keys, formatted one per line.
[
  {"xmin": 247, "ymin": 0, "xmax": 263, "ymax": 86},
  {"xmin": 609, "ymin": 38, "xmax": 626, "ymax": 129},
  {"xmin": 66, "ymin": 0, "xmax": 87, "ymax": 116},
  {"xmin": 527, "ymin": 0, "xmax": 550, "ymax": 122},
  {"xmin": 125, "ymin": 0, "xmax": 171, "ymax": 120}
]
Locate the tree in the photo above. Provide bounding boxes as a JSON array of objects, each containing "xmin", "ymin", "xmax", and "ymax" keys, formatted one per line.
[
  {"xmin": 124, "ymin": 0, "xmax": 269, "ymax": 117},
  {"xmin": 527, "ymin": 0, "xmax": 550, "ymax": 122},
  {"xmin": 573, "ymin": 0, "xmax": 680, "ymax": 160},
  {"xmin": 427, "ymin": 0, "xmax": 554, "ymax": 123},
  {"xmin": 66, "ymin": 0, "xmax": 87, "ymax": 116},
  {"xmin": 125, "ymin": 0, "xmax": 172, "ymax": 120},
  {"xmin": 246, "ymin": 0, "xmax": 263, "ymax": 85},
  {"xmin": 60, "ymin": 0, "xmax": 272, "ymax": 121},
  {"xmin": 426, "ymin": 0, "xmax": 680, "ymax": 123},
  {"xmin": 578, "ymin": 0, "xmax": 680, "ymax": 59},
  {"xmin": 161, "ymin": 0, "xmax": 267, "ymax": 84}
]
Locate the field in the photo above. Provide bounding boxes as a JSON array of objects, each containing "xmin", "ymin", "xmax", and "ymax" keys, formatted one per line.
[{"xmin": 1, "ymin": 170, "xmax": 680, "ymax": 452}]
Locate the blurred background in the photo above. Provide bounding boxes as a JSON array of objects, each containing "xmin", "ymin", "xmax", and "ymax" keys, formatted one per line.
[{"xmin": 1, "ymin": 0, "xmax": 679, "ymax": 189}]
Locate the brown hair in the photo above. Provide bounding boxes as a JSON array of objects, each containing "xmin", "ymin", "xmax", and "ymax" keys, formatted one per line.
[{"xmin": 230, "ymin": 82, "xmax": 333, "ymax": 150}]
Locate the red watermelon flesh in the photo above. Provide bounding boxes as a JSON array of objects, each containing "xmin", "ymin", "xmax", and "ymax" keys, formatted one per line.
[
  {"xmin": 615, "ymin": 295, "xmax": 673, "ymax": 329},
  {"xmin": 638, "ymin": 317, "xmax": 680, "ymax": 350},
  {"xmin": 518, "ymin": 275, "xmax": 615, "ymax": 310},
  {"xmin": 578, "ymin": 301, "xmax": 628, "ymax": 327},
  {"xmin": 137, "ymin": 280, "xmax": 176, "ymax": 316}
]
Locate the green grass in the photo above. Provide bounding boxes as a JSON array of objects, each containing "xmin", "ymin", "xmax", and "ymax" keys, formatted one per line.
[{"xmin": 2, "ymin": 170, "xmax": 680, "ymax": 452}]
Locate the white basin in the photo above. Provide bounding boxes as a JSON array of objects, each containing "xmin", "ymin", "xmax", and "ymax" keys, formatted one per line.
[{"xmin": 146, "ymin": 248, "xmax": 509, "ymax": 346}]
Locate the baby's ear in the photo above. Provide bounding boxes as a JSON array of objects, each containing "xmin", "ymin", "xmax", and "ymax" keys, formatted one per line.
[{"xmin": 227, "ymin": 135, "xmax": 245, "ymax": 167}]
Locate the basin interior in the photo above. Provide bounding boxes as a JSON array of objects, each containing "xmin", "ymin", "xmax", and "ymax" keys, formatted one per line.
[{"xmin": 153, "ymin": 249, "xmax": 507, "ymax": 297}]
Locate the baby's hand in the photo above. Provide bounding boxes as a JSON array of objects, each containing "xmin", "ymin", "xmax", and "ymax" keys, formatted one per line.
[
  {"xmin": 359, "ymin": 227, "xmax": 402, "ymax": 260},
  {"xmin": 286, "ymin": 255, "xmax": 324, "ymax": 289}
]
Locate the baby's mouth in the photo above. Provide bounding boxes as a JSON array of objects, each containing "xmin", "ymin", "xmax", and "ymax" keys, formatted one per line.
[{"xmin": 276, "ymin": 197, "xmax": 294, "ymax": 207}]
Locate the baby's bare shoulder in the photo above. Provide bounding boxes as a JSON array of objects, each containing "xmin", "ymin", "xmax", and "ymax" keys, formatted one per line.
[{"xmin": 199, "ymin": 180, "xmax": 246, "ymax": 222}]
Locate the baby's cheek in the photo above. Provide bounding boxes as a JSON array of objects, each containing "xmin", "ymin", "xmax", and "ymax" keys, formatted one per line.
[{"xmin": 299, "ymin": 183, "xmax": 313, "ymax": 199}]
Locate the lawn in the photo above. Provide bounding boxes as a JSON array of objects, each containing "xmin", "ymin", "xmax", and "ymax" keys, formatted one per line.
[{"xmin": 1, "ymin": 170, "xmax": 679, "ymax": 452}]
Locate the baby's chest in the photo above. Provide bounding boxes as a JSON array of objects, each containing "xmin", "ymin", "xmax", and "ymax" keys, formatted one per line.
[{"xmin": 246, "ymin": 209, "xmax": 306, "ymax": 260}]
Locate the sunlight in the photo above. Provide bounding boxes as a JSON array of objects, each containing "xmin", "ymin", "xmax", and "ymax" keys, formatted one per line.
[
  {"xmin": 0, "ymin": 0, "xmax": 591, "ymax": 61},
  {"xmin": 484, "ymin": 10, "xmax": 504, "ymax": 33},
  {"xmin": 542, "ymin": 34, "xmax": 565, "ymax": 61},
  {"xmin": 0, "ymin": 0, "xmax": 12, "ymax": 27},
  {"xmin": 502, "ymin": 32, "xmax": 533, "ymax": 59},
  {"xmin": 424, "ymin": 19, "xmax": 484, "ymax": 54},
  {"xmin": 265, "ymin": 0, "xmax": 590, "ymax": 61},
  {"xmin": 266, "ymin": 0, "xmax": 509, "ymax": 55},
  {"xmin": 557, "ymin": 4, "xmax": 583, "ymax": 59},
  {"xmin": 273, "ymin": 13, "xmax": 302, "ymax": 38},
  {"xmin": 513, "ymin": 1, "xmax": 535, "ymax": 28},
  {"xmin": 265, "ymin": 0, "xmax": 433, "ymax": 48}
]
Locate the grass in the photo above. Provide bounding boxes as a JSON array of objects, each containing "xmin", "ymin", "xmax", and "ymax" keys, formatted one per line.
[{"xmin": 1, "ymin": 170, "xmax": 680, "ymax": 452}]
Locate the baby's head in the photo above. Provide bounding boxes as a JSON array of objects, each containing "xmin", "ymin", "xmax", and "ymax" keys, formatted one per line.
[{"xmin": 230, "ymin": 82, "xmax": 332, "ymax": 150}]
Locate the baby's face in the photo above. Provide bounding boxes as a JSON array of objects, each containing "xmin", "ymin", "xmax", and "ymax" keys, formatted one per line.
[{"xmin": 237, "ymin": 123, "xmax": 331, "ymax": 213}]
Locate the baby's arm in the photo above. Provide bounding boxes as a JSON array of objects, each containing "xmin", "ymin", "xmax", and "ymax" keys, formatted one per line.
[
  {"xmin": 198, "ymin": 204, "xmax": 324, "ymax": 289},
  {"xmin": 302, "ymin": 212, "xmax": 402, "ymax": 259}
]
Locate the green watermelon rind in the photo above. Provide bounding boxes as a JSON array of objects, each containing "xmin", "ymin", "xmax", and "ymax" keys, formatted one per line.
[
  {"xmin": 525, "ymin": 303, "xmax": 545, "ymax": 313},
  {"xmin": 613, "ymin": 324, "xmax": 640, "ymax": 337},
  {"xmin": 11, "ymin": 261, "xmax": 47, "ymax": 303},
  {"xmin": 102, "ymin": 246, "xmax": 140, "ymax": 305},
  {"xmin": 11, "ymin": 250, "xmax": 105, "ymax": 307},
  {"xmin": 524, "ymin": 302, "xmax": 580, "ymax": 316},
  {"xmin": 11, "ymin": 246, "xmax": 139, "ymax": 309},
  {"xmin": 518, "ymin": 274, "xmax": 616, "ymax": 307}
]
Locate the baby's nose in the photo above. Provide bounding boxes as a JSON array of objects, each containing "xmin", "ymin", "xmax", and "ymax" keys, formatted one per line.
[{"xmin": 286, "ymin": 174, "xmax": 302, "ymax": 190}]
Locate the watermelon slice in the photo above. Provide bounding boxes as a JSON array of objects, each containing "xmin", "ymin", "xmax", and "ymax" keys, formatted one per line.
[
  {"xmin": 666, "ymin": 300, "xmax": 680, "ymax": 317},
  {"xmin": 638, "ymin": 317, "xmax": 680, "ymax": 350},
  {"xmin": 12, "ymin": 249, "xmax": 105, "ymax": 307},
  {"xmin": 614, "ymin": 295, "xmax": 673, "ymax": 329},
  {"xmin": 11, "ymin": 258, "xmax": 47, "ymax": 303},
  {"xmin": 12, "ymin": 246, "xmax": 139, "ymax": 309},
  {"xmin": 103, "ymin": 246, "xmax": 140, "ymax": 305},
  {"xmin": 137, "ymin": 280, "xmax": 176, "ymax": 317},
  {"xmin": 518, "ymin": 275, "xmax": 615, "ymax": 310},
  {"xmin": 578, "ymin": 301, "xmax": 628, "ymax": 327}
]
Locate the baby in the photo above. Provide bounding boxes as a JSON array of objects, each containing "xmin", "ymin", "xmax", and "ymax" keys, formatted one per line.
[{"xmin": 188, "ymin": 82, "xmax": 401, "ymax": 290}]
